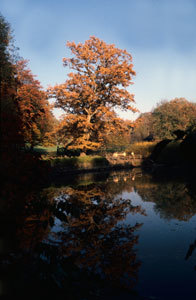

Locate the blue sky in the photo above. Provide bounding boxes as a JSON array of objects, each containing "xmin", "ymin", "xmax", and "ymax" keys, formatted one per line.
[{"xmin": 1, "ymin": 0, "xmax": 196, "ymax": 119}]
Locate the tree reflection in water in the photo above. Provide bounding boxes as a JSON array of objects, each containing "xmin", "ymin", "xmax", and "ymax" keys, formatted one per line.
[
  {"xmin": 3, "ymin": 168, "xmax": 196, "ymax": 298},
  {"xmin": 50, "ymin": 186, "xmax": 145, "ymax": 286},
  {"xmin": 134, "ymin": 179, "xmax": 196, "ymax": 221},
  {"xmin": 185, "ymin": 239, "xmax": 196, "ymax": 271},
  {"xmin": 0, "ymin": 178, "xmax": 145, "ymax": 299}
]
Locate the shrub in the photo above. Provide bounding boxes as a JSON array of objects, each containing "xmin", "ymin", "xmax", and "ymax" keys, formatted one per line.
[{"xmin": 155, "ymin": 140, "xmax": 182, "ymax": 164}]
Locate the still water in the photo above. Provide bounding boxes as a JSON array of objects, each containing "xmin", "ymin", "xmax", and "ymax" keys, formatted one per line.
[{"xmin": 1, "ymin": 169, "xmax": 196, "ymax": 299}]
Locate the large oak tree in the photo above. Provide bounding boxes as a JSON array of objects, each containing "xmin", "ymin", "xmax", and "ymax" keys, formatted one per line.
[{"xmin": 50, "ymin": 36, "xmax": 137, "ymax": 152}]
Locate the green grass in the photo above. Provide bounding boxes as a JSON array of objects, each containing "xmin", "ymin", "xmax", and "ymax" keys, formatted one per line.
[
  {"xmin": 34, "ymin": 145, "xmax": 57, "ymax": 154},
  {"xmin": 125, "ymin": 142, "xmax": 156, "ymax": 158},
  {"xmin": 46, "ymin": 155, "xmax": 109, "ymax": 170}
]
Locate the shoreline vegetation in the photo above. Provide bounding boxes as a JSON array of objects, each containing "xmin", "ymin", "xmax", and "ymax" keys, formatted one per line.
[
  {"xmin": 26, "ymin": 135, "xmax": 196, "ymax": 179},
  {"xmin": 2, "ymin": 133, "xmax": 195, "ymax": 188},
  {"xmin": 29, "ymin": 142, "xmax": 151, "ymax": 177}
]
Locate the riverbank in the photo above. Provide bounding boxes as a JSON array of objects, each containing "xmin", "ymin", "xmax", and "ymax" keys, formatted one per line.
[
  {"xmin": 42, "ymin": 151, "xmax": 196, "ymax": 181},
  {"xmin": 44, "ymin": 153, "xmax": 144, "ymax": 177}
]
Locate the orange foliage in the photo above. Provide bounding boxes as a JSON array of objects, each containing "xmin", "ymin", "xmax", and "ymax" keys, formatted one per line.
[
  {"xmin": 15, "ymin": 60, "xmax": 54, "ymax": 147},
  {"xmin": 50, "ymin": 36, "xmax": 137, "ymax": 151}
]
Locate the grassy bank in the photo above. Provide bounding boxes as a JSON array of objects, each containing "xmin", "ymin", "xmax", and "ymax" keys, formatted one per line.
[
  {"xmin": 31, "ymin": 143, "xmax": 155, "ymax": 174},
  {"xmin": 33, "ymin": 145, "xmax": 57, "ymax": 155},
  {"xmin": 125, "ymin": 141, "xmax": 156, "ymax": 158},
  {"xmin": 44, "ymin": 155, "xmax": 109, "ymax": 171}
]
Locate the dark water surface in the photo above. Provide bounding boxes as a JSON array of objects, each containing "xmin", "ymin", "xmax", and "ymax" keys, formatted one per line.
[{"xmin": 1, "ymin": 169, "xmax": 196, "ymax": 299}]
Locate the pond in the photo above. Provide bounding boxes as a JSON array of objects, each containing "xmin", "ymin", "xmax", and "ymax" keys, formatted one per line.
[{"xmin": 1, "ymin": 169, "xmax": 196, "ymax": 299}]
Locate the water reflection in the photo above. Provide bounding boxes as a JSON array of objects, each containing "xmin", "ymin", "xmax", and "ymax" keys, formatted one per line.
[
  {"xmin": 185, "ymin": 239, "xmax": 196, "ymax": 271},
  {"xmin": 133, "ymin": 178, "xmax": 196, "ymax": 221},
  {"xmin": 49, "ymin": 186, "xmax": 145, "ymax": 287},
  {"xmin": 0, "ymin": 172, "xmax": 145, "ymax": 298},
  {"xmin": 103, "ymin": 169, "xmax": 196, "ymax": 221},
  {"xmin": 1, "ymin": 169, "xmax": 196, "ymax": 298},
  {"xmin": 185, "ymin": 239, "xmax": 196, "ymax": 261}
]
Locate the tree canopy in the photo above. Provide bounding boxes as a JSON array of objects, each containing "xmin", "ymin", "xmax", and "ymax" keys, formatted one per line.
[
  {"xmin": 15, "ymin": 60, "xmax": 55, "ymax": 148},
  {"xmin": 131, "ymin": 112, "xmax": 153, "ymax": 142},
  {"xmin": 50, "ymin": 36, "xmax": 137, "ymax": 152},
  {"xmin": 152, "ymin": 98, "xmax": 196, "ymax": 140},
  {"xmin": 0, "ymin": 13, "xmax": 55, "ymax": 151},
  {"xmin": 131, "ymin": 98, "xmax": 196, "ymax": 142},
  {"xmin": 0, "ymin": 14, "xmax": 24, "ymax": 150}
]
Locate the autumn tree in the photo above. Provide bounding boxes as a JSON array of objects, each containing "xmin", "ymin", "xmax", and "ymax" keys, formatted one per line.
[
  {"xmin": 1, "ymin": 15, "xmax": 54, "ymax": 152},
  {"xmin": 0, "ymin": 14, "xmax": 24, "ymax": 150},
  {"xmin": 0, "ymin": 14, "xmax": 13, "ymax": 83},
  {"xmin": 50, "ymin": 36, "xmax": 137, "ymax": 153},
  {"xmin": 16, "ymin": 60, "xmax": 54, "ymax": 149},
  {"xmin": 55, "ymin": 110, "xmax": 133, "ymax": 153},
  {"xmin": 101, "ymin": 116, "xmax": 133, "ymax": 150},
  {"xmin": 152, "ymin": 98, "xmax": 196, "ymax": 140},
  {"xmin": 131, "ymin": 112, "xmax": 153, "ymax": 142}
]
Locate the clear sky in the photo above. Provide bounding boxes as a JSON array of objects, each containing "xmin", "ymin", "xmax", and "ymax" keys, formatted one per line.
[{"xmin": 1, "ymin": 0, "xmax": 196, "ymax": 120}]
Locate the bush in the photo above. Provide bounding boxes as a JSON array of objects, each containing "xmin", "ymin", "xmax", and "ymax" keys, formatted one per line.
[
  {"xmin": 180, "ymin": 130, "xmax": 196, "ymax": 163},
  {"xmin": 155, "ymin": 140, "xmax": 182, "ymax": 164}
]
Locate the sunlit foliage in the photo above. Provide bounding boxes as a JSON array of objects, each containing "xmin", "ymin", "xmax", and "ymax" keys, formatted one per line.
[
  {"xmin": 50, "ymin": 36, "xmax": 137, "ymax": 152},
  {"xmin": 152, "ymin": 98, "xmax": 196, "ymax": 140},
  {"xmin": 15, "ymin": 60, "xmax": 55, "ymax": 149}
]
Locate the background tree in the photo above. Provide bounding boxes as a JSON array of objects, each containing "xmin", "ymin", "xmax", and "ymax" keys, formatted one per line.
[
  {"xmin": 16, "ymin": 60, "xmax": 54, "ymax": 149},
  {"xmin": 101, "ymin": 116, "xmax": 133, "ymax": 151},
  {"xmin": 1, "ymin": 14, "xmax": 55, "ymax": 152},
  {"xmin": 50, "ymin": 36, "xmax": 137, "ymax": 153},
  {"xmin": 152, "ymin": 98, "xmax": 196, "ymax": 140},
  {"xmin": 0, "ymin": 14, "xmax": 24, "ymax": 151},
  {"xmin": 131, "ymin": 112, "xmax": 153, "ymax": 142},
  {"xmin": 0, "ymin": 14, "xmax": 13, "ymax": 82}
]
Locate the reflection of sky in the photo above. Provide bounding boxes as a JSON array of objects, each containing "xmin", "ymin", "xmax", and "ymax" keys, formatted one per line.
[
  {"xmin": 120, "ymin": 190, "xmax": 196, "ymax": 300},
  {"xmin": 1, "ymin": 0, "xmax": 196, "ymax": 119}
]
